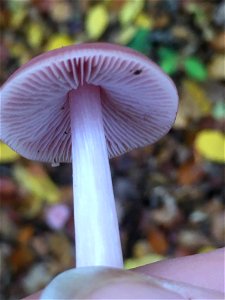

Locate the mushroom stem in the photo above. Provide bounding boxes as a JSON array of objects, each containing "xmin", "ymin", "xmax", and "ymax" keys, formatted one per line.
[{"xmin": 69, "ymin": 84, "xmax": 123, "ymax": 268}]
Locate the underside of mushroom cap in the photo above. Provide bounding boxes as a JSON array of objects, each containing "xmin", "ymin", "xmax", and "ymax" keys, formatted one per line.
[{"xmin": 1, "ymin": 43, "xmax": 178, "ymax": 163}]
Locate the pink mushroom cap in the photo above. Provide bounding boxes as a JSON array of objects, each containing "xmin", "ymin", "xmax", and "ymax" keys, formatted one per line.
[{"xmin": 1, "ymin": 43, "xmax": 178, "ymax": 163}]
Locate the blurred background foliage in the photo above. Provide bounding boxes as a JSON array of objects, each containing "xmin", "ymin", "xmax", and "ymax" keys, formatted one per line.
[{"xmin": 0, "ymin": 0, "xmax": 224, "ymax": 299}]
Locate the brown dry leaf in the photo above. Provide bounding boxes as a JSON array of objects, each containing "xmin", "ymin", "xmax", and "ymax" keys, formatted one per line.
[
  {"xmin": 147, "ymin": 227, "xmax": 168, "ymax": 255},
  {"xmin": 208, "ymin": 54, "xmax": 225, "ymax": 80},
  {"xmin": 106, "ymin": 0, "xmax": 126, "ymax": 12},
  {"xmin": 48, "ymin": 233, "xmax": 73, "ymax": 269},
  {"xmin": 0, "ymin": 177, "xmax": 17, "ymax": 201},
  {"xmin": 18, "ymin": 226, "xmax": 34, "ymax": 245},
  {"xmin": 211, "ymin": 31, "xmax": 225, "ymax": 52},
  {"xmin": 10, "ymin": 246, "xmax": 35, "ymax": 272},
  {"xmin": 178, "ymin": 160, "xmax": 204, "ymax": 185}
]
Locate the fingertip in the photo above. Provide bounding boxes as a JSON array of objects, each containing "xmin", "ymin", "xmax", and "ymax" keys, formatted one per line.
[
  {"xmin": 133, "ymin": 248, "xmax": 225, "ymax": 293},
  {"xmin": 21, "ymin": 291, "xmax": 42, "ymax": 300}
]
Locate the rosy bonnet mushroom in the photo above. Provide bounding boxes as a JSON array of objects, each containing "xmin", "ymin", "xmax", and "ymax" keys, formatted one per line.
[{"xmin": 0, "ymin": 42, "xmax": 178, "ymax": 288}]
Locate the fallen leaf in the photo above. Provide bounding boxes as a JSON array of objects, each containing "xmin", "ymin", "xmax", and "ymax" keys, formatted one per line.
[
  {"xmin": 27, "ymin": 22, "xmax": 44, "ymax": 49},
  {"xmin": 184, "ymin": 56, "xmax": 207, "ymax": 81},
  {"xmin": 13, "ymin": 164, "xmax": 60, "ymax": 204},
  {"xmin": 44, "ymin": 34, "xmax": 75, "ymax": 51},
  {"xmin": 0, "ymin": 142, "xmax": 19, "ymax": 163},
  {"xmin": 147, "ymin": 227, "xmax": 169, "ymax": 255},
  {"xmin": 119, "ymin": 0, "xmax": 144, "ymax": 26},
  {"xmin": 178, "ymin": 160, "xmax": 204, "ymax": 185},
  {"xmin": 125, "ymin": 253, "xmax": 164, "ymax": 269},
  {"xmin": 195, "ymin": 130, "xmax": 225, "ymax": 163},
  {"xmin": 86, "ymin": 4, "xmax": 109, "ymax": 40}
]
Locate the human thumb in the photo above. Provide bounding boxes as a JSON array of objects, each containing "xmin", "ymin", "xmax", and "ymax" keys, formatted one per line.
[{"xmin": 40, "ymin": 266, "xmax": 224, "ymax": 299}]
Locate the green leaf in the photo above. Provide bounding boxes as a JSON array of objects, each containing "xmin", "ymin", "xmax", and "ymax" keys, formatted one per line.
[
  {"xmin": 158, "ymin": 47, "xmax": 178, "ymax": 59},
  {"xmin": 158, "ymin": 48, "xmax": 179, "ymax": 75},
  {"xmin": 160, "ymin": 57, "xmax": 179, "ymax": 75},
  {"xmin": 127, "ymin": 28, "xmax": 150, "ymax": 55},
  {"xmin": 161, "ymin": 60, "xmax": 177, "ymax": 75},
  {"xmin": 184, "ymin": 57, "xmax": 207, "ymax": 81}
]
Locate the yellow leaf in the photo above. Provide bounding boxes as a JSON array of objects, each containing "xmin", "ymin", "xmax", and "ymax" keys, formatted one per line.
[
  {"xmin": 26, "ymin": 195, "xmax": 43, "ymax": 217},
  {"xmin": 0, "ymin": 142, "xmax": 19, "ymax": 163},
  {"xmin": 114, "ymin": 26, "xmax": 137, "ymax": 45},
  {"xmin": 44, "ymin": 34, "xmax": 75, "ymax": 51},
  {"xmin": 198, "ymin": 246, "xmax": 216, "ymax": 254},
  {"xmin": 195, "ymin": 130, "xmax": 225, "ymax": 163},
  {"xmin": 27, "ymin": 22, "xmax": 44, "ymax": 49},
  {"xmin": 119, "ymin": 0, "xmax": 144, "ymax": 26},
  {"xmin": 13, "ymin": 164, "xmax": 60, "ymax": 204},
  {"xmin": 125, "ymin": 254, "xmax": 164, "ymax": 269},
  {"xmin": 135, "ymin": 13, "xmax": 153, "ymax": 29},
  {"xmin": 86, "ymin": 4, "xmax": 109, "ymax": 40},
  {"xmin": 183, "ymin": 80, "xmax": 212, "ymax": 115}
]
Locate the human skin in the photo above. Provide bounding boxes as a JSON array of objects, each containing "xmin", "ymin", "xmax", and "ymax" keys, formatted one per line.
[{"xmin": 22, "ymin": 248, "xmax": 224, "ymax": 299}]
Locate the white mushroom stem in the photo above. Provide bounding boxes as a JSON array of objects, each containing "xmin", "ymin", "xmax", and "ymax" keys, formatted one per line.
[{"xmin": 69, "ymin": 84, "xmax": 123, "ymax": 268}]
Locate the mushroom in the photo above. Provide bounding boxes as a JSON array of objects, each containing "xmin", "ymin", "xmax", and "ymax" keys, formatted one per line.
[{"xmin": 0, "ymin": 43, "xmax": 178, "ymax": 269}]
